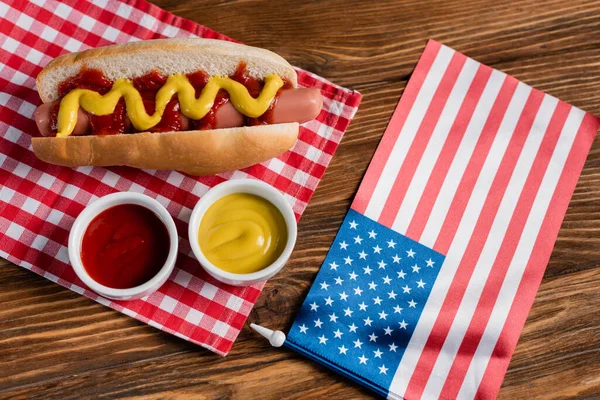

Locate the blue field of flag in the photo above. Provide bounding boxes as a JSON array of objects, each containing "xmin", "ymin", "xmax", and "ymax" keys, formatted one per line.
[{"xmin": 287, "ymin": 209, "xmax": 445, "ymax": 394}]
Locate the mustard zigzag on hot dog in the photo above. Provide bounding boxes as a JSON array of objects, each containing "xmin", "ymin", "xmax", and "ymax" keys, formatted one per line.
[{"xmin": 57, "ymin": 73, "xmax": 284, "ymax": 137}]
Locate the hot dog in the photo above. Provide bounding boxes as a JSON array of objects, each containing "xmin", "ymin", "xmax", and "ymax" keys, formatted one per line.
[
  {"xmin": 31, "ymin": 38, "xmax": 323, "ymax": 175},
  {"xmin": 34, "ymin": 88, "xmax": 322, "ymax": 136}
]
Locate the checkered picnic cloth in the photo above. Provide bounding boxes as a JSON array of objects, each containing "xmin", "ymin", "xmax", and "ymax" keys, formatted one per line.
[{"xmin": 0, "ymin": 0, "xmax": 361, "ymax": 355}]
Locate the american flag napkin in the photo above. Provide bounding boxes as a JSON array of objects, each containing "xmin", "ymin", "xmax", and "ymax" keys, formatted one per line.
[
  {"xmin": 0, "ymin": 0, "xmax": 360, "ymax": 356},
  {"xmin": 287, "ymin": 40, "xmax": 599, "ymax": 399}
]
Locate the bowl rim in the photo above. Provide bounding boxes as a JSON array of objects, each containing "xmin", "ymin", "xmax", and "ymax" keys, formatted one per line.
[
  {"xmin": 188, "ymin": 179, "xmax": 298, "ymax": 285},
  {"xmin": 68, "ymin": 192, "xmax": 179, "ymax": 299}
]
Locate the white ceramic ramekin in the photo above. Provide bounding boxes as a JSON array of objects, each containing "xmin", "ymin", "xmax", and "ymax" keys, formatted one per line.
[
  {"xmin": 188, "ymin": 180, "xmax": 297, "ymax": 286},
  {"xmin": 68, "ymin": 192, "xmax": 179, "ymax": 300}
]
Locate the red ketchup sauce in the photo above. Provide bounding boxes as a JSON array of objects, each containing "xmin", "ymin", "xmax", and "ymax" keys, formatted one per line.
[
  {"xmin": 59, "ymin": 69, "xmax": 128, "ymax": 135},
  {"xmin": 80, "ymin": 204, "xmax": 170, "ymax": 289},
  {"xmin": 133, "ymin": 71, "xmax": 183, "ymax": 133},
  {"xmin": 185, "ymin": 70, "xmax": 230, "ymax": 131},
  {"xmin": 51, "ymin": 63, "xmax": 292, "ymax": 135}
]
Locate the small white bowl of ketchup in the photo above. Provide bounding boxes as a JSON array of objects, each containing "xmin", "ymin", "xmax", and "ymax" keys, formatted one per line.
[
  {"xmin": 69, "ymin": 192, "xmax": 178, "ymax": 300},
  {"xmin": 189, "ymin": 180, "xmax": 297, "ymax": 286}
]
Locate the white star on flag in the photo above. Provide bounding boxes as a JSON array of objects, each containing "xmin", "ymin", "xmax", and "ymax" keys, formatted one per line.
[
  {"xmin": 329, "ymin": 261, "xmax": 339, "ymax": 270},
  {"xmin": 338, "ymin": 345, "xmax": 348, "ymax": 355},
  {"xmin": 349, "ymin": 271, "xmax": 358, "ymax": 280},
  {"xmin": 358, "ymin": 302, "xmax": 368, "ymax": 311},
  {"xmin": 344, "ymin": 307, "xmax": 353, "ymax": 316},
  {"xmin": 378, "ymin": 311, "xmax": 388, "ymax": 320},
  {"xmin": 354, "ymin": 287, "xmax": 363, "ymax": 296},
  {"xmin": 399, "ymin": 320, "xmax": 408, "ymax": 329},
  {"xmin": 416, "ymin": 279, "xmax": 426, "ymax": 288},
  {"xmin": 373, "ymin": 349, "xmax": 383, "ymax": 358},
  {"xmin": 368, "ymin": 281, "xmax": 377, "ymax": 290},
  {"xmin": 368, "ymin": 332, "xmax": 378, "ymax": 342},
  {"xmin": 389, "ymin": 343, "xmax": 398, "ymax": 352},
  {"xmin": 378, "ymin": 260, "xmax": 387, "ymax": 269},
  {"xmin": 363, "ymin": 317, "xmax": 373, "ymax": 326},
  {"xmin": 384, "ymin": 326, "xmax": 393, "ymax": 335},
  {"xmin": 325, "ymin": 297, "xmax": 334, "ymax": 306},
  {"xmin": 368, "ymin": 230, "xmax": 377, "ymax": 239},
  {"xmin": 333, "ymin": 329, "xmax": 343, "ymax": 338},
  {"xmin": 353, "ymin": 339, "xmax": 363, "ymax": 348},
  {"xmin": 358, "ymin": 250, "xmax": 368, "ymax": 259},
  {"xmin": 397, "ymin": 270, "xmax": 406, "ymax": 279},
  {"xmin": 354, "ymin": 235, "xmax": 363, "ymax": 244},
  {"xmin": 335, "ymin": 277, "xmax": 344, "ymax": 285},
  {"xmin": 387, "ymin": 239, "xmax": 396, "ymax": 248},
  {"xmin": 359, "ymin": 355, "xmax": 369, "ymax": 365},
  {"xmin": 329, "ymin": 313, "xmax": 338, "ymax": 322},
  {"xmin": 408, "ymin": 299, "xmax": 417, "ymax": 308},
  {"xmin": 382, "ymin": 275, "xmax": 392, "ymax": 284},
  {"xmin": 319, "ymin": 335, "xmax": 328, "ymax": 344},
  {"xmin": 339, "ymin": 241, "xmax": 348, "ymax": 250},
  {"xmin": 402, "ymin": 285, "xmax": 411, "ymax": 294},
  {"xmin": 349, "ymin": 220, "xmax": 358, "ymax": 229},
  {"xmin": 314, "ymin": 319, "xmax": 323, "ymax": 328},
  {"xmin": 412, "ymin": 264, "xmax": 421, "ymax": 273},
  {"xmin": 406, "ymin": 249, "xmax": 415, "ymax": 258},
  {"xmin": 426, "ymin": 258, "xmax": 435, "ymax": 267},
  {"xmin": 299, "ymin": 324, "xmax": 308, "ymax": 333},
  {"xmin": 373, "ymin": 245, "xmax": 382, "ymax": 254},
  {"xmin": 348, "ymin": 323, "xmax": 358, "ymax": 333},
  {"xmin": 379, "ymin": 365, "xmax": 388, "ymax": 375},
  {"xmin": 393, "ymin": 305, "xmax": 403, "ymax": 314},
  {"xmin": 373, "ymin": 297, "xmax": 382, "ymax": 305},
  {"xmin": 339, "ymin": 291, "xmax": 349, "ymax": 301},
  {"xmin": 363, "ymin": 266, "xmax": 372, "ymax": 275},
  {"xmin": 310, "ymin": 302, "xmax": 319, "ymax": 311},
  {"xmin": 388, "ymin": 290, "xmax": 397, "ymax": 299},
  {"xmin": 392, "ymin": 254, "xmax": 401, "ymax": 263},
  {"xmin": 344, "ymin": 256, "xmax": 353, "ymax": 265},
  {"xmin": 320, "ymin": 281, "xmax": 329, "ymax": 290}
]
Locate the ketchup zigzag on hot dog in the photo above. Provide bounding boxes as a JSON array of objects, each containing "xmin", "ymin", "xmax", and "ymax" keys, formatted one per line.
[{"xmin": 31, "ymin": 38, "xmax": 323, "ymax": 175}]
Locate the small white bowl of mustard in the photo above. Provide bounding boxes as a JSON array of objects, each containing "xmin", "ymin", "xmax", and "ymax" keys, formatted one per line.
[{"xmin": 188, "ymin": 180, "xmax": 297, "ymax": 286}]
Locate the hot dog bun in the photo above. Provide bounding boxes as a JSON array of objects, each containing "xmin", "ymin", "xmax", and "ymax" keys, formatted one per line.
[
  {"xmin": 33, "ymin": 38, "xmax": 302, "ymax": 175},
  {"xmin": 31, "ymin": 123, "xmax": 299, "ymax": 176}
]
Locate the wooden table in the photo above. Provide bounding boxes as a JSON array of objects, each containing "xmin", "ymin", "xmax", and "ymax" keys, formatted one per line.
[{"xmin": 2, "ymin": 0, "xmax": 600, "ymax": 398}]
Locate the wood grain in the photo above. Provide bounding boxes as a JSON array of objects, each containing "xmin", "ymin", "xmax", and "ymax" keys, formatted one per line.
[{"xmin": 2, "ymin": 0, "xmax": 600, "ymax": 398}]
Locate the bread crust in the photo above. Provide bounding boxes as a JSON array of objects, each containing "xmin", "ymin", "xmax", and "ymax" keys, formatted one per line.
[{"xmin": 31, "ymin": 123, "xmax": 299, "ymax": 176}]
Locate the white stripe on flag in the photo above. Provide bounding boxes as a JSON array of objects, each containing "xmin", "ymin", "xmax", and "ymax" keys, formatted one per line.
[
  {"xmin": 364, "ymin": 45, "xmax": 455, "ymax": 222},
  {"xmin": 421, "ymin": 94, "xmax": 559, "ymax": 399},
  {"xmin": 456, "ymin": 107, "xmax": 585, "ymax": 399},
  {"xmin": 418, "ymin": 69, "xmax": 507, "ymax": 248},
  {"xmin": 389, "ymin": 81, "xmax": 531, "ymax": 397},
  {"xmin": 391, "ymin": 57, "xmax": 480, "ymax": 234}
]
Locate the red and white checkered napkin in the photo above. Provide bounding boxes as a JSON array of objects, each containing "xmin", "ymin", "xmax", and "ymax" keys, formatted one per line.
[{"xmin": 0, "ymin": 0, "xmax": 361, "ymax": 355}]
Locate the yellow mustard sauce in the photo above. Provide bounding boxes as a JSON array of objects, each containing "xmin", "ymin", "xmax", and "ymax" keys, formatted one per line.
[
  {"xmin": 56, "ymin": 73, "xmax": 284, "ymax": 137},
  {"xmin": 198, "ymin": 193, "xmax": 287, "ymax": 274}
]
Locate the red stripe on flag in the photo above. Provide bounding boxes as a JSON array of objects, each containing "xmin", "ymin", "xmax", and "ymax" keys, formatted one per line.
[
  {"xmin": 438, "ymin": 101, "xmax": 572, "ymax": 399},
  {"xmin": 474, "ymin": 112, "xmax": 600, "ymax": 399},
  {"xmin": 352, "ymin": 40, "xmax": 441, "ymax": 213},
  {"xmin": 432, "ymin": 76, "xmax": 519, "ymax": 254},
  {"xmin": 406, "ymin": 64, "xmax": 493, "ymax": 240},
  {"xmin": 377, "ymin": 52, "xmax": 467, "ymax": 227},
  {"xmin": 404, "ymin": 89, "xmax": 546, "ymax": 399}
]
